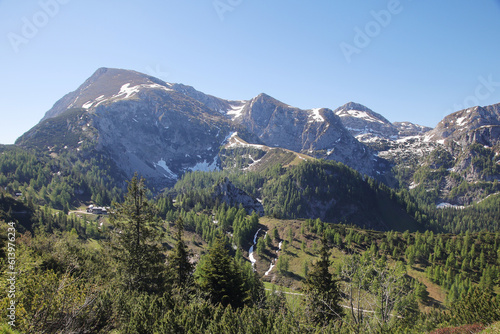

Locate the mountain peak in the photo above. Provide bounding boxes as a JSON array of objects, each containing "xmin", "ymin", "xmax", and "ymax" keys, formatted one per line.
[
  {"xmin": 339, "ymin": 101, "xmax": 372, "ymax": 112},
  {"xmin": 42, "ymin": 68, "xmax": 172, "ymax": 121},
  {"xmin": 249, "ymin": 93, "xmax": 298, "ymax": 111},
  {"xmin": 252, "ymin": 93, "xmax": 274, "ymax": 102},
  {"xmin": 334, "ymin": 102, "xmax": 391, "ymax": 125}
]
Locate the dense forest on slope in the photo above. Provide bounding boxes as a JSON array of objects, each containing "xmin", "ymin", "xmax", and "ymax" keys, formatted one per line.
[
  {"xmin": 172, "ymin": 159, "xmax": 500, "ymax": 233},
  {"xmin": 171, "ymin": 159, "xmax": 422, "ymax": 232},
  {"xmin": 0, "ymin": 145, "xmax": 124, "ymax": 212}
]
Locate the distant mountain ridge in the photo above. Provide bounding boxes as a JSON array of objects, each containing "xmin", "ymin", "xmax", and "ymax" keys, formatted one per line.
[
  {"xmin": 229, "ymin": 94, "xmax": 390, "ymax": 178},
  {"xmin": 17, "ymin": 67, "xmax": 500, "ymax": 205},
  {"xmin": 22, "ymin": 68, "xmax": 395, "ymax": 187}
]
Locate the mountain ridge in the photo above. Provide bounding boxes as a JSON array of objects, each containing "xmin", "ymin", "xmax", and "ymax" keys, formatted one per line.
[
  {"xmin": 26, "ymin": 68, "xmax": 395, "ymax": 186},
  {"xmin": 15, "ymin": 67, "xmax": 500, "ymax": 206}
]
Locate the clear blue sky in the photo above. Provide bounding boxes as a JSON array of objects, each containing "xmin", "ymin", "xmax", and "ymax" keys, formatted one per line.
[{"xmin": 1, "ymin": 0, "xmax": 499, "ymax": 144}]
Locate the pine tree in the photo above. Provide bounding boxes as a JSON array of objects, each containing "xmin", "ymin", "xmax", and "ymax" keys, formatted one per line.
[
  {"xmin": 166, "ymin": 217, "xmax": 194, "ymax": 290},
  {"xmin": 303, "ymin": 233, "xmax": 343, "ymax": 325},
  {"xmin": 256, "ymin": 237, "xmax": 265, "ymax": 255},
  {"xmin": 265, "ymin": 233, "xmax": 272, "ymax": 248},
  {"xmin": 197, "ymin": 236, "xmax": 249, "ymax": 308},
  {"xmin": 109, "ymin": 174, "xmax": 166, "ymax": 293},
  {"xmin": 272, "ymin": 227, "xmax": 279, "ymax": 241},
  {"xmin": 276, "ymin": 254, "xmax": 289, "ymax": 274}
]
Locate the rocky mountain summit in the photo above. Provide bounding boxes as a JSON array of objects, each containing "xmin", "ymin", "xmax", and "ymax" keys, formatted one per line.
[
  {"xmin": 19, "ymin": 68, "xmax": 241, "ymax": 189},
  {"xmin": 17, "ymin": 68, "xmax": 394, "ymax": 188},
  {"xmin": 41, "ymin": 68, "xmax": 171, "ymax": 120},
  {"xmin": 425, "ymin": 104, "xmax": 500, "ymax": 146},
  {"xmin": 230, "ymin": 94, "xmax": 390, "ymax": 178},
  {"xmin": 334, "ymin": 102, "xmax": 431, "ymax": 143}
]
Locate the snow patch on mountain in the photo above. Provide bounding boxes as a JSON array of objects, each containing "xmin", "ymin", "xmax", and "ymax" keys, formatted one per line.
[
  {"xmin": 336, "ymin": 109, "xmax": 385, "ymax": 124},
  {"xmin": 308, "ymin": 108, "xmax": 324, "ymax": 123},
  {"xmin": 80, "ymin": 83, "xmax": 173, "ymax": 110},
  {"xmin": 223, "ymin": 131, "xmax": 238, "ymax": 144},
  {"xmin": 155, "ymin": 159, "xmax": 178, "ymax": 179},
  {"xmin": 436, "ymin": 202, "xmax": 465, "ymax": 209},
  {"xmin": 116, "ymin": 83, "xmax": 173, "ymax": 100},
  {"xmin": 188, "ymin": 156, "xmax": 219, "ymax": 172},
  {"xmin": 456, "ymin": 116, "xmax": 468, "ymax": 127},
  {"xmin": 355, "ymin": 133, "xmax": 387, "ymax": 143},
  {"xmin": 377, "ymin": 135, "xmax": 443, "ymax": 163},
  {"xmin": 243, "ymin": 156, "xmax": 264, "ymax": 171},
  {"xmin": 227, "ymin": 133, "xmax": 266, "ymax": 150},
  {"xmin": 226, "ymin": 101, "xmax": 247, "ymax": 120}
]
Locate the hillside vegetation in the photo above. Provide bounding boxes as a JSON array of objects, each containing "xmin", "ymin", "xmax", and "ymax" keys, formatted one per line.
[
  {"xmin": 1, "ymin": 170, "xmax": 499, "ymax": 333},
  {"xmin": 1, "ymin": 144, "xmax": 500, "ymax": 333}
]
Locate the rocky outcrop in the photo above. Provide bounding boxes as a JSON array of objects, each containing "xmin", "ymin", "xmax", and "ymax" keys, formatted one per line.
[
  {"xmin": 393, "ymin": 122, "xmax": 432, "ymax": 137},
  {"xmin": 464, "ymin": 125, "xmax": 500, "ymax": 147},
  {"xmin": 426, "ymin": 104, "xmax": 500, "ymax": 143},
  {"xmin": 212, "ymin": 178, "xmax": 264, "ymax": 216}
]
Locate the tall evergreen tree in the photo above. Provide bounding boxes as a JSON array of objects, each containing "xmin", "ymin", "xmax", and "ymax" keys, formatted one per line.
[
  {"xmin": 197, "ymin": 235, "xmax": 249, "ymax": 308},
  {"xmin": 303, "ymin": 233, "xmax": 343, "ymax": 325},
  {"xmin": 166, "ymin": 217, "xmax": 194, "ymax": 290},
  {"xmin": 109, "ymin": 174, "xmax": 166, "ymax": 293}
]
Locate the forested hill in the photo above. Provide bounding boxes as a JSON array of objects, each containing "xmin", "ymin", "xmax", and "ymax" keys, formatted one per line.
[
  {"xmin": 0, "ymin": 144, "xmax": 124, "ymax": 213},
  {"xmin": 171, "ymin": 159, "xmax": 423, "ymax": 232}
]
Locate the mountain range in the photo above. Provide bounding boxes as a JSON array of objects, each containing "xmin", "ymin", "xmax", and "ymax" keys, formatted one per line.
[{"xmin": 14, "ymin": 67, "xmax": 500, "ymax": 208}]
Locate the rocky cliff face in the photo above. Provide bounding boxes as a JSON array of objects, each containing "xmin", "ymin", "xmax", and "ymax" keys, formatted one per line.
[
  {"xmin": 20, "ymin": 68, "xmax": 393, "ymax": 186},
  {"xmin": 423, "ymin": 104, "xmax": 500, "ymax": 180},
  {"xmin": 212, "ymin": 178, "xmax": 264, "ymax": 216},
  {"xmin": 386, "ymin": 104, "xmax": 500, "ymax": 205},
  {"xmin": 232, "ymin": 94, "xmax": 391, "ymax": 180},
  {"xmin": 426, "ymin": 104, "xmax": 500, "ymax": 145},
  {"xmin": 91, "ymin": 93, "xmax": 233, "ymax": 189}
]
